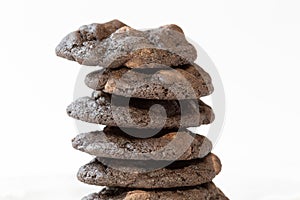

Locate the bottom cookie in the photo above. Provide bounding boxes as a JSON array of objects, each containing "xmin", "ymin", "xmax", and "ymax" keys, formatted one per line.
[{"xmin": 82, "ymin": 182, "xmax": 229, "ymax": 200}]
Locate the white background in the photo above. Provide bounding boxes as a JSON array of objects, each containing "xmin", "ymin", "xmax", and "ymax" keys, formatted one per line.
[{"xmin": 0, "ymin": 0, "xmax": 300, "ymax": 199}]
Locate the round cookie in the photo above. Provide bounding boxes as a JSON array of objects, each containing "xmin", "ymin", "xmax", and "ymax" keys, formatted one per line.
[
  {"xmin": 77, "ymin": 153, "xmax": 221, "ymax": 189},
  {"xmin": 66, "ymin": 91, "xmax": 214, "ymax": 129},
  {"xmin": 72, "ymin": 126, "xmax": 212, "ymax": 161},
  {"xmin": 56, "ymin": 22, "xmax": 196, "ymax": 68},
  {"xmin": 82, "ymin": 182, "xmax": 229, "ymax": 200},
  {"xmin": 84, "ymin": 64, "xmax": 213, "ymax": 100}
]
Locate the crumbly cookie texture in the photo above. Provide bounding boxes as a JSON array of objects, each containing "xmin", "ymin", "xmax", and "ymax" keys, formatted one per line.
[
  {"xmin": 56, "ymin": 20, "xmax": 127, "ymax": 63},
  {"xmin": 56, "ymin": 20, "xmax": 196, "ymax": 68}
]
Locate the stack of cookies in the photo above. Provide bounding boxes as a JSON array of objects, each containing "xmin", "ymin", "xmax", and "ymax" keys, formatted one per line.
[{"xmin": 56, "ymin": 20, "xmax": 228, "ymax": 200}]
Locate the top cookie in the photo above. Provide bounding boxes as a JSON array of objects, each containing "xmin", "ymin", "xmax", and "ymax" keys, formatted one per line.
[{"xmin": 55, "ymin": 20, "xmax": 197, "ymax": 68}]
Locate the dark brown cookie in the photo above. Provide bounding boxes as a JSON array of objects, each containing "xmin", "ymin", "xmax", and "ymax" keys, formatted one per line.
[
  {"xmin": 56, "ymin": 21, "xmax": 197, "ymax": 68},
  {"xmin": 85, "ymin": 64, "xmax": 213, "ymax": 100},
  {"xmin": 72, "ymin": 127, "xmax": 212, "ymax": 161},
  {"xmin": 82, "ymin": 182, "xmax": 229, "ymax": 200},
  {"xmin": 66, "ymin": 92, "xmax": 214, "ymax": 129},
  {"xmin": 77, "ymin": 153, "xmax": 221, "ymax": 189}
]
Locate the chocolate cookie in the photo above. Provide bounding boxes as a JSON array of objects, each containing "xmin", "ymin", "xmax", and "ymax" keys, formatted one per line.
[
  {"xmin": 85, "ymin": 64, "xmax": 213, "ymax": 100},
  {"xmin": 82, "ymin": 182, "xmax": 228, "ymax": 200},
  {"xmin": 72, "ymin": 126, "xmax": 212, "ymax": 161},
  {"xmin": 66, "ymin": 92, "xmax": 214, "ymax": 129},
  {"xmin": 77, "ymin": 153, "xmax": 221, "ymax": 189},
  {"xmin": 56, "ymin": 20, "xmax": 197, "ymax": 68}
]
